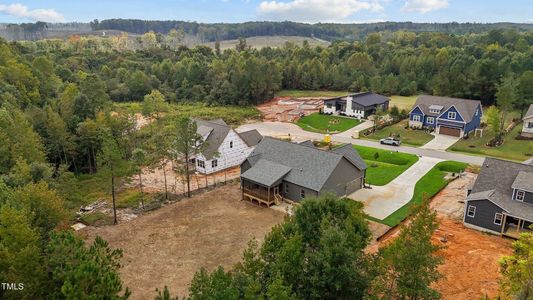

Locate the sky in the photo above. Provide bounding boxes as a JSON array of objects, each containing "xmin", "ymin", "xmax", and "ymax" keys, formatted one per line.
[{"xmin": 0, "ymin": 0, "xmax": 532, "ymax": 24}]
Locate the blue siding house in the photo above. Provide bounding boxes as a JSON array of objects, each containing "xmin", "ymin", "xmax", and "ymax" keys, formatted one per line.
[{"xmin": 409, "ymin": 95, "xmax": 482, "ymax": 137}]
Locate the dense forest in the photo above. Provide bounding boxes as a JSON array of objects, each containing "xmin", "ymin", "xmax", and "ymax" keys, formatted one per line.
[{"xmin": 90, "ymin": 19, "xmax": 533, "ymax": 41}]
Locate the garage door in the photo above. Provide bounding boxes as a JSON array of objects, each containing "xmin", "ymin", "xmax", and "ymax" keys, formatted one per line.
[{"xmin": 439, "ymin": 126, "xmax": 461, "ymax": 137}]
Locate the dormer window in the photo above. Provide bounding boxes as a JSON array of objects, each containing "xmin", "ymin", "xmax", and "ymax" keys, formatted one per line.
[
  {"xmin": 429, "ymin": 105, "xmax": 443, "ymax": 114},
  {"xmin": 448, "ymin": 112, "xmax": 457, "ymax": 119},
  {"xmin": 516, "ymin": 190, "xmax": 525, "ymax": 202}
]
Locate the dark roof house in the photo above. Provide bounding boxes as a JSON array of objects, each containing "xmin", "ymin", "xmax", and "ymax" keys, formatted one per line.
[
  {"xmin": 193, "ymin": 119, "xmax": 262, "ymax": 174},
  {"xmin": 464, "ymin": 158, "xmax": 533, "ymax": 238},
  {"xmin": 409, "ymin": 95, "xmax": 483, "ymax": 137},
  {"xmin": 323, "ymin": 92, "xmax": 390, "ymax": 119},
  {"xmin": 240, "ymin": 137, "xmax": 367, "ymax": 206}
]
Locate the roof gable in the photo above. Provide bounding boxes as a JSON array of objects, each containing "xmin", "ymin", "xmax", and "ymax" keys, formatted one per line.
[
  {"xmin": 439, "ymin": 105, "xmax": 465, "ymax": 122},
  {"xmin": 524, "ymin": 104, "xmax": 533, "ymax": 120},
  {"xmin": 195, "ymin": 119, "xmax": 231, "ymax": 159},
  {"xmin": 245, "ymin": 137, "xmax": 363, "ymax": 191}
]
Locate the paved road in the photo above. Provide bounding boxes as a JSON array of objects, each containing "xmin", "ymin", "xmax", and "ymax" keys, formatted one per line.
[
  {"xmin": 347, "ymin": 156, "xmax": 443, "ymax": 219},
  {"xmin": 237, "ymin": 122, "xmax": 485, "ymax": 165}
]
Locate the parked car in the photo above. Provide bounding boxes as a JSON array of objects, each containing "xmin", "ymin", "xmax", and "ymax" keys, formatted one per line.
[{"xmin": 379, "ymin": 137, "xmax": 401, "ymax": 146}]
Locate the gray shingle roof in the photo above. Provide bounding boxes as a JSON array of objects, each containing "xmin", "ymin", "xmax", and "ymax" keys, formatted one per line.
[
  {"xmin": 524, "ymin": 104, "xmax": 533, "ymax": 120},
  {"xmin": 238, "ymin": 129, "xmax": 263, "ymax": 147},
  {"xmin": 331, "ymin": 144, "xmax": 368, "ymax": 170},
  {"xmin": 194, "ymin": 119, "xmax": 230, "ymax": 160},
  {"xmin": 325, "ymin": 92, "xmax": 389, "ymax": 108},
  {"xmin": 298, "ymin": 140, "xmax": 315, "ymax": 148},
  {"xmin": 243, "ymin": 137, "xmax": 365, "ymax": 191},
  {"xmin": 512, "ymin": 171, "xmax": 533, "ymax": 192},
  {"xmin": 412, "ymin": 95, "xmax": 481, "ymax": 123},
  {"xmin": 241, "ymin": 159, "xmax": 292, "ymax": 187},
  {"xmin": 469, "ymin": 158, "xmax": 533, "ymax": 222}
]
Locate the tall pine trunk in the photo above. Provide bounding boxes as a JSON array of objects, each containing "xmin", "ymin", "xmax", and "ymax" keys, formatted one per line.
[
  {"xmin": 162, "ymin": 161, "xmax": 168, "ymax": 200},
  {"xmin": 111, "ymin": 173, "xmax": 117, "ymax": 224},
  {"xmin": 139, "ymin": 172, "xmax": 144, "ymax": 209},
  {"xmin": 185, "ymin": 152, "xmax": 191, "ymax": 197}
]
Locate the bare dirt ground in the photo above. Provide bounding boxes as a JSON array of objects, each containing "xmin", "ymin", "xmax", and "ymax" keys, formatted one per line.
[
  {"xmin": 256, "ymin": 97, "xmax": 324, "ymax": 122},
  {"xmin": 372, "ymin": 173, "xmax": 513, "ymax": 299},
  {"xmin": 82, "ymin": 184, "xmax": 285, "ymax": 300},
  {"xmin": 127, "ymin": 161, "xmax": 241, "ymax": 195}
]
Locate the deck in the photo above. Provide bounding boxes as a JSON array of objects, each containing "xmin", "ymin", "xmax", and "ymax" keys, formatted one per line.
[
  {"xmin": 502, "ymin": 227, "xmax": 531, "ymax": 239},
  {"xmin": 242, "ymin": 187, "xmax": 281, "ymax": 207}
]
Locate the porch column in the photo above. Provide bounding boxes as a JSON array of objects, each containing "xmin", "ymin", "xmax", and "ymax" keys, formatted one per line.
[
  {"xmin": 268, "ymin": 187, "xmax": 270, "ymax": 203},
  {"xmin": 501, "ymin": 214, "xmax": 507, "ymax": 235},
  {"xmin": 517, "ymin": 219, "xmax": 522, "ymax": 233}
]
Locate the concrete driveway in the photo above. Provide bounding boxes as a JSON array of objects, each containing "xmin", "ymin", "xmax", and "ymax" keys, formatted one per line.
[
  {"xmin": 237, "ymin": 121, "xmax": 485, "ymax": 165},
  {"xmin": 421, "ymin": 133, "xmax": 460, "ymax": 151},
  {"xmin": 347, "ymin": 156, "xmax": 443, "ymax": 220}
]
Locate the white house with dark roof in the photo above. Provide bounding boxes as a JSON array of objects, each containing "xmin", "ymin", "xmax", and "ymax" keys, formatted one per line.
[
  {"xmin": 323, "ymin": 92, "xmax": 390, "ymax": 119},
  {"xmin": 194, "ymin": 119, "xmax": 262, "ymax": 175},
  {"xmin": 521, "ymin": 104, "xmax": 533, "ymax": 138},
  {"xmin": 240, "ymin": 137, "xmax": 367, "ymax": 206},
  {"xmin": 409, "ymin": 95, "xmax": 483, "ymax": 137},
  {"xmin": 463, "ymin": 158, "xmax": 533, "ymax": 238}
]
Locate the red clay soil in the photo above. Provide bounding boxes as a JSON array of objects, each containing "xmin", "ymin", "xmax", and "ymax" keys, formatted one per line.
[
  {"xmin": 256, "ymin": 96, "xmax": 324, "ymax": 122},
  {"xmin": 374, "ymin": 216, "xmax": 513, "ymax": 299}
]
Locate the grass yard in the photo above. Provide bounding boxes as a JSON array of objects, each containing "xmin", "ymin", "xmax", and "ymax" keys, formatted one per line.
[
  {"xmin": 449, "ymin": 123, "xmax": 532, "ymax": 162},
  {"xmin": 377, "ymin": 161, "xmax": 468, "ymax": 227},
  {"xmin": 113, "ymin": 102, "xmax": 262, "ymax": 125},
  {"xmin": 389, "ymin": 95, "xmax": 418, "ymax": 111},
  {"xmin": 363, "ymin": 120, "xmax": 434, "ymax": 146},
  {"xmin": 354, "ymin": 145, "xmax": 419, "ymax": 186},
  {"xmin": 296, "ymin": 113, "xmax": 362, "ymax": 133},
  {"xmin": 276, "ymin": 90, "xmax": 348, "ymax": 98}
]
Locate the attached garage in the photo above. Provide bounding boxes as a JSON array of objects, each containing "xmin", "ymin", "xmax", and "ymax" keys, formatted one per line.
[{"xmin": 439, "ymin": 126, "xmax": 461, "ymax": 137}]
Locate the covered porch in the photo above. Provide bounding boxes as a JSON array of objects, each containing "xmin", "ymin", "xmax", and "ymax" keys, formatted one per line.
[
  {"xmin": 241, "ymin": 179, "xmax": 282, "ymax": 207},
  {"xmin": 501, "ymin": 214, "xmax": 533, "ymax": 239},
  {"xmin": 240, "ymin": 158, "xmax": 291, "ymax": 207}
]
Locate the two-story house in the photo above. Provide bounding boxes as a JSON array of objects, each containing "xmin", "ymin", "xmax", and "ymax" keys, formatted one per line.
[
  {"xmin": 323, "ymin": 92, "xmax": 390, "ymax": 119},
  {"xmin": 521, "ymin": 104, "xmax": 533, "ymax": 138},
  {"xmin": 194, "ymin": 119, "xmax": 262, "ymax": 174},
  {"xmin": 240, "ymin": 137, "xmax": 367, "ymax": 206},
  {"xmin": 409, "ymin": 95, "xmax": 482, "ymax": 137},
  {"xmin": 463, "ymin": 158, "xmax": 533, "ymax": 238}
]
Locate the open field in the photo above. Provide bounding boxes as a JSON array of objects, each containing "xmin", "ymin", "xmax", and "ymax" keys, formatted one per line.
[
  {"xmin": 82, "ymin": 184, "xmax": 285, "ymax": 300},
  {"xmin": 354, "ymin": 145, "xmax": 419, "ymax": 186},
  {"xmin": 112, "ymin": 102, "xmax": 262, "ymax": 125},
  {"xmin": 449, "ymin": 123, "xmax": 532, "ymax": 161},
  {"xmin": 378, "ymin": 161, "xmax": 468, "ymax": 227},
  {"xmin": 363, "ymin": 120, "xmax": 435, "ymax": 146},
  {"xmin": 389, "ymin": 95, "xmax": 418, "ymax": 110},
  {"xmin": 295, "ymin": 113, "xmax": 362, "ymax": 133},
  {"xmin": 275, "ymin": 90, "xmax": 348, "ymax": 98},
  {"xmin": 202, "ymin": 36, "xmax": 330, "ymax": 50}
]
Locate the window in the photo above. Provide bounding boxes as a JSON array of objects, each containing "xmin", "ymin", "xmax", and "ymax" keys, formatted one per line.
[
  {"xmin": 285, "ymin": 183, "xmax": 289, "ymax": 193},
  {"xmin": 229, "ymin": 141, "xmax": 233, "ymax": 148},
  {"xmin": 430, "ymin": 109, "xmax": 440, "ymax": 114},
  {"xmin": 467, "ymin": 205, "xmax": 476, "ymax": 218},
  {"xmin": 427, "ymin": 117, "xmax": 435, "ymax": 124},
  {"xmin": 300, "ymin": 189, "xmax": 305, "ymax": 199},
  {"xmin": 475, "ymin": 109, "xmax": 479, "ymax": 116},
  {"xmin": 494, "ymin": 213, "xmax": 503, "ymax": 225},
  {"xmin": 448, "ymin": 112, "xmax": 457, "ymax": 119},
  {"xmin": 528, "ymin": 122, "xmax": 533, "ymax": 129},
  {"xmin": 413, "ymin": 115, "xmax": 421, "ymax": 122},
  {"xmin": 211, "ymin": 159, "xmax": 218, "ymax": 168},
  {"xmin": 326, "ymin": 104, "xmax": 332, "ymax": 108},
  {"xmin": 516, "ymin": 190, "xmax": 525, "ymax": 202},
  {"xmin": 197, "ymin": 160, "xmax": 205, "ymax": 168}
]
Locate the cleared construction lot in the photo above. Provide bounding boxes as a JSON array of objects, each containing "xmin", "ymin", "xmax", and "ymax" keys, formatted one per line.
[{"xmin": 82, "ymin": 184, "xmax": 285, "ymax": 299}]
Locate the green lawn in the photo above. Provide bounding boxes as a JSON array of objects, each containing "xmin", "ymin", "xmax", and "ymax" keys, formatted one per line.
[
  {"xmin": 376, "ymin": 161, "xmax": 468, "ymax": 227},
  {"xmin": 295, "ymin": 113, "xmax": 362, "ymax": 133},
  {"xmin": 363, "ymin": 120, "xmax": 434, "ymax": 146},
  {"xmin": 276, "ymin": 90, "xmax": 348, "ymax": 98},
  {"xmin": 449, "ymin": 122, "xmax": 533, "ymax": 162},
  {"xmin": 389, "ymin": 95, "xmax": 418, "ymax": 111},
  {"xmin": 354, "ymin": 145, "xmax": 419, "ymax": 186},
  {"xmin": 112, "ymin": 102, "xmax": 262, "ymax": 125}
]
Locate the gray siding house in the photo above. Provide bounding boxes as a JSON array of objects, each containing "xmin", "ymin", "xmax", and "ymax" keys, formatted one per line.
[
  {"xmin": 463, "ymin": 158, "xmax": 533, "ymax": 238},
  {"xmin": 240, "ymin": 137, "xmax": 367, "ymax": 206}
]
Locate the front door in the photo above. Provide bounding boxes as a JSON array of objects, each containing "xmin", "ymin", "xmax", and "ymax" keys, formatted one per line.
[{"xmin": 273, "ymin": 186, "xmax": 279, "ymax": 195}]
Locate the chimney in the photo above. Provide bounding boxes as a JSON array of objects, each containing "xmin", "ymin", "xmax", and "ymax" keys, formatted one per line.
[{"xmin": 346, "ymin": 95, "xmax": 353, "ymax": 114}]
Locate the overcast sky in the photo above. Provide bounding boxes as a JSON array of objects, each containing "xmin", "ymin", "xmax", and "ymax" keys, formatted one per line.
[{"xmin": 0, "ymin": 0, "xmax": 532, "ymax": 24}]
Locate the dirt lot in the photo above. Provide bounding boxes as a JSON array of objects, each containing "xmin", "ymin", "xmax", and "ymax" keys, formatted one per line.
[
  {"xmin": 82, "ymin": 184, "xmax": 285, "ymax": 299},
  {"xmin": 127, "ymin": 161, "xmax": 241, "ymax": 194},
  {"xmin": 374, "ymin": 173, "xmax": 513, "ymax": 299},
  {"xmin": 257, "ymin": 96, "xmax": 324, "ymax": 122}
]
